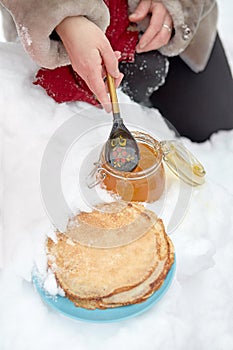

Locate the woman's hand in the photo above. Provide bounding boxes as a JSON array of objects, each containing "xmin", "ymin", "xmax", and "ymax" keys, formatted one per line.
[
  {"xmin": 56, "ymin": 16, "xmax": 123, "ymax": 112},
  {"xmin": 129, "ymin": 0, "xmax": 173, "ymax": 53}
]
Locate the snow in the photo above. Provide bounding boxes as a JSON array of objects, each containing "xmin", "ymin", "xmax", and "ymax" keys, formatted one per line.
[
  {"xmin": 18, "ymin": 25, "xmax": 32, "ymax": 46},
  {"xmin": 0, "ymin": 2, "xmax": 233, "ymax": 350}
]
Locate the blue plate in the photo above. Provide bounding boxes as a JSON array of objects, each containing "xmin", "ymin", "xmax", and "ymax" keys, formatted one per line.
[{"xmin": 33, "ymin": 258, "xmax": 175, "ymax": 323}]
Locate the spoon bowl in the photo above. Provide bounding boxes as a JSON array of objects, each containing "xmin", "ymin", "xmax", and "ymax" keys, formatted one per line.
[{"xmin": 105, "ymin": 74, "xmax": 140, "ymax": 172}]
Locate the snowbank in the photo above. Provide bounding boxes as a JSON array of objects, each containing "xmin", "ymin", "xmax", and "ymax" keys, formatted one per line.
[{"xmin": 0, "ymin": 41, "xmax": 233, "ymax": 350}]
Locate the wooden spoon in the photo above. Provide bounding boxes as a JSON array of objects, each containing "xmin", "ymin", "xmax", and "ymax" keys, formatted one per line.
[{"xmin": 104, "ymin": 73, "xmax": 140, "ymax": 172}]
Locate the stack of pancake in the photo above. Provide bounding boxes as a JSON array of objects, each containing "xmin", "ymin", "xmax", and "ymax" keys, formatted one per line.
[{"xmin": 47, "ymin": 202, "xmax": 174, "ymax": 309}]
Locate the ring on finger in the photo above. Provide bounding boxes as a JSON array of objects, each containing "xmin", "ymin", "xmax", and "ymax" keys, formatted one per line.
[{"xmin": 162, "ymin": 23, "xmax": 172, "ymax": 32}]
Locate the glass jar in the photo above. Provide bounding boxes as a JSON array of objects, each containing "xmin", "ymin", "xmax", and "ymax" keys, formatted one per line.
[
  {"xmin": 88, "ymin": 131, "xmax": 206, "ymax": 204},
  {"xmin": 99, "ymin": 132, "xmax": 165, "ymax": 202}
]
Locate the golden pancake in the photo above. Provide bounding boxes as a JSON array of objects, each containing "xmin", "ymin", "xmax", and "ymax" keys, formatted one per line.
[
  {"xmin": 47, "ymin": 202, "xmax": 174, "ymax": 309},
  {"xmin": 66, "ymin": 233, "xmax": 174, "ymax": 309}
]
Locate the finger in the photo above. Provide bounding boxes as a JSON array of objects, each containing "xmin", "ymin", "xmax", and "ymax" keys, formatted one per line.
[
  {"xmin": 114, "ymin": 51, "xmax": 122, "ymax": 60},
  {"xmin": 101, "ymin": 52, "xmax": 122, "ymax": 80},
  {"xmin": 129, "ymin": 0, "xmax": 151, "ymax": 22},
  {"xmin": 85, "ymin": 66, "xmax": 111, "ymax": 112},
  {"xmin": 115, "ymin": 72, "xmax": 124, "ymax": 88},
  {"xmin": 104, "ymin": 72, "xmax": 124, "ymax": 93},
  {"xmin": 100, "ymin": 41, "xmax": 120, "ymax": 78},
  {"xmin": 137, "ymin": 3, "xmax": 166, "ymax": 50},
  {"xmin": 136, "ymin": 26, "xmax": 171, "ymax": 53},
  {"xmin": 162, "ymin": 13, "xmax": 173, "ymax": 34}
]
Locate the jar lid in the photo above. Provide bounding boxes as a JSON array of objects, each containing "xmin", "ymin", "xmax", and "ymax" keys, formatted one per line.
[{"xmin": 160, "ymin": 140, "xmax": 206, "ymax": 186}]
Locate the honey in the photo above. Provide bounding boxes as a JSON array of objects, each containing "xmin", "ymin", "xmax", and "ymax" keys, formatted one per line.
[{"xmin": 100, "ymin": 132, "xmax": 165, "ymax": 203}]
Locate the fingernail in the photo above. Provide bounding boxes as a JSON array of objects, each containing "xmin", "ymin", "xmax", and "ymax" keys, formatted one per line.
[
  {"xmin": 129, "ymin": 13, "xmax": 136, "ymax": 18},
  {"xmin": 136, "ymin": 45, "xmax": 142, "ymax": 53},
  {"xmin": 113, "ymin": 70, "xmax": 120, "ymax": 78},
  {"xmin": 104, "ymin": 103, "xmax": 112, "ymax": 113},
  {"xmin": 138, "ymin": 42, "xmax": 146, "ymax": 49}
]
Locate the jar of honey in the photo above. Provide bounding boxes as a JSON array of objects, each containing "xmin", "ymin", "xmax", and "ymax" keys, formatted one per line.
[{"xmin": 88, "ymin": 131, "xmax": 206, "ymax": 203}]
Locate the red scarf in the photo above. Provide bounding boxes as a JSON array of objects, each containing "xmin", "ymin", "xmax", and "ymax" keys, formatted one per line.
[{"xmin": 34, "ymin": 0, "xmax": 138, "ymax": 106}]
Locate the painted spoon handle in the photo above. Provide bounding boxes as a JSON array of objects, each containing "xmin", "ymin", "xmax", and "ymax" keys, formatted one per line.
[{"xmin": 106, "ymin": 73, "xmax": 122, "ymax": 122}]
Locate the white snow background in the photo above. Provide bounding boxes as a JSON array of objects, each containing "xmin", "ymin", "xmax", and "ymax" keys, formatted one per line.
[{"xmin": 0, "ymin": 2, "xmax": 233, "ymax": 350}]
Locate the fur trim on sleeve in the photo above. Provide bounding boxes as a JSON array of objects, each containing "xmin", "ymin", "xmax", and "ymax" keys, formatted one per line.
[
  {"xmin": 157, "ymin": 0, "xmax": 202, "ymax": 56},
  {"xmin": 179, "ymin": 3, "xmax": 218, "ymax": 72},
  {"xmin": 0, "ymin": 0, "xmax": 110, "ymax": 68},
  {"xmin": 128, "ymin": 0, "xmax": 217, "ymax": 71},
  {"xmin": 0, "ymin": 4, "xmax": 18, "ymax": 41},
  {"xmin": 157, "ymin": 0, "xmax": 216, "ymax": 57}
]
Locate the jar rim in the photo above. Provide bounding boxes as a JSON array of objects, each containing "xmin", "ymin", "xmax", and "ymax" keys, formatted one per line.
[{"xmin": 101, "ymin": 131, "xmax": 163, "ymax": 180}]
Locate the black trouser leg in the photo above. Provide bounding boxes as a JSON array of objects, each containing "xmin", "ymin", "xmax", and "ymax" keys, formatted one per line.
[{"xmin": 149, "ymin": 35, "xmax": 233, "ymax": 142}]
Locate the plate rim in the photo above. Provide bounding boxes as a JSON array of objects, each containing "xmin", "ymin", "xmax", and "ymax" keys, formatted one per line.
[{"xmin": 33, "ymin": 257, "xmax": 176, "ymax": 323}]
